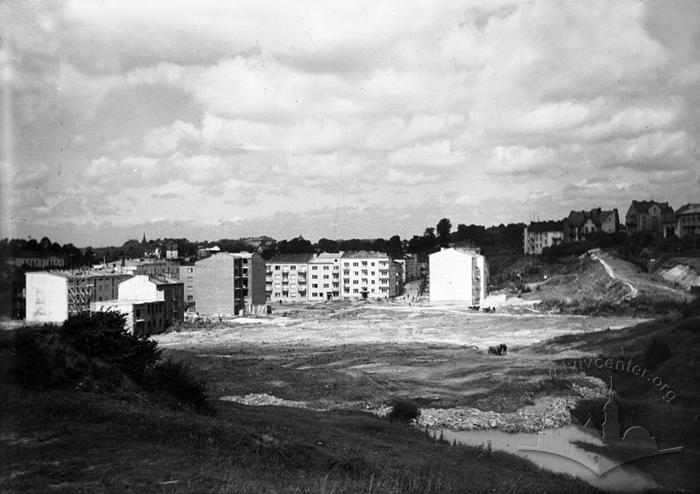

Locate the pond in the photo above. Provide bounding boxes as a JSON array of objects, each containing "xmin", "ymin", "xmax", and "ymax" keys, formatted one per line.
[{"xmin": 433, "ymin": 424, "xmax": 658, "ymax": 492}]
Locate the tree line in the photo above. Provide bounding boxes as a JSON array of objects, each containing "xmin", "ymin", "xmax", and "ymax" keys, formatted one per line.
[{"xmin": 1, "ymin": 219, "xmax": 526, "ymax": 266}]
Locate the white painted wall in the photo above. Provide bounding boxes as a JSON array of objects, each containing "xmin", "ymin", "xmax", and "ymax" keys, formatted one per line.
[
  {"xmin": 429, "ymin": 249, "xmax": 471, "ymax": 303},
  {"xmin": 26, "ymin": 272, "xmax": 68, "ymax": 323},
  {"xmin": 118, "ymin": 275, "xmax": 163, "ymax": 302},
  {"xmin": 429, "ymin": 248, "xmax": 487, "ymax": 306}
]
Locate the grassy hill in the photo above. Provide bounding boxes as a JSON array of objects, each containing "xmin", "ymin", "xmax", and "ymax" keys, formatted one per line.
[{"xmin": 528, "ymin": 299, "xmax": 700, "ymax": 492}]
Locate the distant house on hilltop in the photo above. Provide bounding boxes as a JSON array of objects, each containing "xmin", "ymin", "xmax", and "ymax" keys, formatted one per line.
[
  {"xmin": 564, "ymin": 208, "xmax": 620, "ymax": 243},
  {"xmin": 165, "ymin": 243, "xmax": 178, "ymax": 259},
  {"xmin": 675, "ymin": 203, "xmax": 700, "ymax": 238},
  {"xmin": 625, "ymin": 201, "xmax": 675, "ymax": 233},
  {"xmin": 523, "ymin": 221, "xmax": 564, "ymax": 255}
]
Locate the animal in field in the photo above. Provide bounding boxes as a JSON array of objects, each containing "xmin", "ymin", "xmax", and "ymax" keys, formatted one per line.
[{"xmin": 488, "ymin": 343, "xmax": 508, "ymax": 356}]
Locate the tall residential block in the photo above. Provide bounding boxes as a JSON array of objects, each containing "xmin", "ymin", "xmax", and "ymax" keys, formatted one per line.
[
  {"xmin": 308, "ymin": 252, "xmax": 343, "ymax": 301},
  {"xmin": 429, "ymin": 248, "xmax": 488, "ymax": 307},
  {"xmin": 340, "ymin": 251, "xmax": 402, "ymax": 299},
  {"xmin": 195, "ymin": 252, "xmax": 266, "ymax": 316},
  {"xmin": 265, "ymin": 253, "xmax": 313, "ymax": 303},
  {"xmin": 179, "ymin": 264, "xmax": 195, "ymax": 305}
]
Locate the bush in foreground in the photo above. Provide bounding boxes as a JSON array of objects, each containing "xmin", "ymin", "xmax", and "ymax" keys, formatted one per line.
[{"xmin": 9, "ymin": 311, "xmax": 210, "ymax": 413}]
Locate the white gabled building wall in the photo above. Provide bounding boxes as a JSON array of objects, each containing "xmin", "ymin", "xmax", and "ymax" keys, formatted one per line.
[
  {"xmin": 25, "ymin": 272, "xmax": 69, "ymax": 323},
  {"xmin": 429, "ymin": 248, "xmax": 487, "ymax": 306},
  {"xmin": 118, "ymin": 275, "xmax": 164, "ymax": 302}
]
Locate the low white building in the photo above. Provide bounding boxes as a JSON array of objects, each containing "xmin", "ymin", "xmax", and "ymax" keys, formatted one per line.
[
  {"xmin": 429, "ymin": 247, "xmax": 488, "ymax": 306},
  {"xmin": 92, "ymin": 275, "xmax": 175, "ymax": 335}
]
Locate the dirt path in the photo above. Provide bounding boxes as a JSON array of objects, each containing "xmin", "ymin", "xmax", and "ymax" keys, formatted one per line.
[
  {"xmin": 591, "ymin": 250, "xmax": 692, "ymax": 301},
  {"xmin": 589, "ymin": 249, "xmax": 638, "ymax": 299}
]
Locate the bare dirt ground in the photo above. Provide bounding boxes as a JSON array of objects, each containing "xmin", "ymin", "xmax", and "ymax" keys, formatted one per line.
[
  {"xmin": 157, "ymin": 303, "xmax": 644, "ymax": 432},
  {"xmin": 518, "ymin": 251, "xmax": 694, "ymax": 311}
]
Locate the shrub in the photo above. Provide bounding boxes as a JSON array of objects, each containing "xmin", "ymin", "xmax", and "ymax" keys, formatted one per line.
[
  {"xmin": 148, "ymin": 359, "xmax": 211, "ymax": 413},
  {"xmin": 12, "ymin": 329, "xmax": 125, "ymax": 391},
  {"xmin": 61, "ymin": 311, "xmax": 161, "ymax": 383},
  {"xmin": 388, "ymin": 399, "xmax": 421, "ymax": 423},
  {"xmin": 10, "ymin": 312, "xmax": 211, "ymax": 414},
  {"xmin": 642, "ymin": 337, "xmax": 672, "ymax": 371}
]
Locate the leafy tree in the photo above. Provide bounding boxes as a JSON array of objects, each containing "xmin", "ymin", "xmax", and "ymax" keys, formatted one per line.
[
  {"xmin": 436, "ymin": 218, "xmax": 452, "ymax": 247},
  {"xmin": 317, "ymin": 238, "xmax": 339, "ymax": 252},
  {"xmin": 387, "ymin": 235, "xmax": 403, "ymax": 259}
]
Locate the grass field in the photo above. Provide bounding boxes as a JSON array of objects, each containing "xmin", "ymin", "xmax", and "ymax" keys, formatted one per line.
[{"xmin": 0, "ymin": 381, "xmax": 605, "ymax": 493}]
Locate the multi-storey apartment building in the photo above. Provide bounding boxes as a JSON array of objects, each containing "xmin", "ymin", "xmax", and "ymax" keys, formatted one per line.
[
  {"xmin": 194, "ymin": 252, "xmax": 266, "ymax": 316},
  {"xmin": 265, "ymin": 253, "xmax": 313, "ymax": 303},
  {"xmin": 308, "ymin": 252, "xmax": 343, "ymax": 301},
  {"xmin": 402, "ymin": 254, "xmax": 423, "ymax": 282},
  {"xmin": 340, "ymin": 251, "xmax": 402, "ymax": 299},
  {"xmin": 179, "ymin": 264, "xmax": 195, "ymax": 305},
  {"xmin": 25, "ymin": 269, "xmax": 132, "ymax": 323},
  {"xmin": 523, "ymin": 221, "xmax": 564, "ymax": 254},
  {"xmin": 429, "ymin": 247, "xmax": 488, "ymax": 307}
]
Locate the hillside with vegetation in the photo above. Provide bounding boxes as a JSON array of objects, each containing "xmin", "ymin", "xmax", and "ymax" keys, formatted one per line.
[{"xmin": 1, "ymin": 312, "xmax": 603, "ymax": 493}]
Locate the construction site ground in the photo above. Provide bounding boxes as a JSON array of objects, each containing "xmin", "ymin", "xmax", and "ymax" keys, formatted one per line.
[{"xmin": 157, "ymin": 303, "xmax": 644, "ymax": 431}]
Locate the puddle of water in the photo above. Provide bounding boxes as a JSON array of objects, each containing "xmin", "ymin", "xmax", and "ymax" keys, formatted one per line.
[{"xmin": 433, "ymin": 425, "xmax": 658, "ymax": 492}]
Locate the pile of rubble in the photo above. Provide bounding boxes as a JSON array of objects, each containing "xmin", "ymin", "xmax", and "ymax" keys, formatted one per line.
[
  {"xmin": 417, "ymin": 396, "xmax": 578, "ymax": 432},
  {"xmin": 220, "ymin": 393, "xmax": 323, "ymax": 410},
  {"xmin": 417, "ymin": 376, "xmax": 607, "ymax": 432}
]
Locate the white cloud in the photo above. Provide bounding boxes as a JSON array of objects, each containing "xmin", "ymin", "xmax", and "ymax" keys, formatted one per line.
[
  {"xmin": 5, "ymin": 0, "xmax": 700, "ymax": 243},
  {"xmin": 143, "ymin": 120, "xmax": 200, "ymax": 156}
]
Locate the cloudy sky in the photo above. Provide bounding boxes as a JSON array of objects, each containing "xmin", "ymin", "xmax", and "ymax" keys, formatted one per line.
[{"xmin": 1, "ymin": 0, "xmax": 698, "ymax": 246}]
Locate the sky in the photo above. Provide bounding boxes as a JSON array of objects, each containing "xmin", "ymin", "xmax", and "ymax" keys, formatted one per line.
[{"xmin": 1, "ymin": 0, "xmax": 699, "ymax": 247}]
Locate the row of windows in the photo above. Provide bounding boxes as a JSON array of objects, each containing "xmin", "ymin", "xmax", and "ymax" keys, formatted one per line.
[
  {"xmin": 341, "ymin": 287, "xmax": 390, "ymax": 294},
  {"xmin": 342, "ymin": 260, "xmax": 388, "ymax": 267}
]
